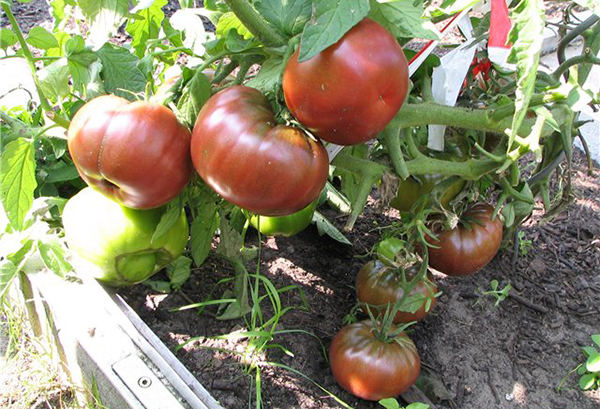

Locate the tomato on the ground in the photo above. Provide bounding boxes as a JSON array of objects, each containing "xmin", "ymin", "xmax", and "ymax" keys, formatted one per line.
[{"xmin": 329, "ymin": 320, "xmax": 420, "ymax": 401}]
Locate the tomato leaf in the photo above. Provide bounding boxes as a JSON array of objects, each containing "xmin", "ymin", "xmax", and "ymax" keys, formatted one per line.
[
  {"xmin": 298, "ymin": 0, "xmax": 370, "ymax": 62},
  {"xmin": 502, "ymin": 202, "xmax": 515, "ymax": 228},
  {"xmin": 579, "ymin": 373, "xmax": 596, "ymax": 390},
  {"xmin": 378, "ymin": 397, "xmax": 400, "ymax": 409},
  {"xmin": 586, "ymin": 352, "xmax": 600, "ymax": 373},
  {"xmin": 78, "ymin": 0, "xmax": 129, "ymax": 47},
  {"xmin": 368, "ymin": 0, "xmax": 440, "ymax": 40},
  {"xmin": 65, "ymin": 36, "xmax": 99, "ymax": 94},
  {"xmin": 96, "ymin": 43, "xmax": 146, "ymax": 100},
  {"xmin": 254, "ymin": 0, "xmax": 312, "ymax": 37},
  {"xmin": 37, "ymin": 59, "xmax": 70, "ymax": 103},
  {"xmin": 190, "ymin": 198, "xmax": 219, "ymax": 267},
  {"xmin": 126, "ymin": 0, "xmax": 167, "ymax": 58},
  {"xmin": 37, "ymin": 237, "xmax": 73, "ymax": 278},
  {"xmin": 176, "ymin": 70, "xmax": 211, "ymax": 128},
  {"xmin": 0, "ymin": 28, "xmax": 17, "ymax": 49},
  {"xmin": 166, "ymin": 255, "xmax": 192, "ymax": 290},
  {"xmin": 26, "ymin": 26, "xmax": 59, "ymax": 49},
  {"xmin": 592, "ymin": 334, "xmax": 600, "ymax": 349},
  {"xmin": 406, "ymin": 403, "xmax": 430, "ymax": 409},
  {"xmin": 312, "ymin": 211, "xmax": 351, "ymax": 245},
  {"xmin": 245, "ymin": 53, "xmax": 284, "ymax": 96},
  {"xmin": 0, "ymin": 138, "xmax": 37, "ymax": 231},
  {"xmin": 506, "ymin": 0, "xmax": 545, "ymax": 151},
  {"xmin": 152, "ymin": 197, "xmax": 184, "ymax": 244},
  {"xmin": 0, "ymin": 259, "xmax": 18, "ymax": 303}
]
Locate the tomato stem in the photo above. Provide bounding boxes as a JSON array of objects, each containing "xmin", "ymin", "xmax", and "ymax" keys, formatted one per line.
[
  {"xmin": 224, "ymin": 0, "xmax": 287, "ymax": 47},
  {"xmin": 1, "ymin": 3, "xmax": 70, "ymax": 129}
]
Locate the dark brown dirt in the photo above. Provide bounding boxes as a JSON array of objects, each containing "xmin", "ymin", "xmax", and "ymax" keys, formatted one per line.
[{"xmin": 119, "ymin": 149, "xmax": 600, "ymax": 409}]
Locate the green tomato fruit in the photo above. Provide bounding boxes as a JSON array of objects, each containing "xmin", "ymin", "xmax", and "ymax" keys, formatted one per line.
[
  {"xmin": 63, "ymin": 187, "xmax": 188, "ymax": 286},
  {"xmin": 249, "ymin": 200, "xmax": 317, "ymax": 237}
]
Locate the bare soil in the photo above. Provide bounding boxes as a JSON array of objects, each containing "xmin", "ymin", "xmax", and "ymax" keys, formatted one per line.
[{"xmin": 120, "ymin": 149, "xmax": 600, "ymax": 409}]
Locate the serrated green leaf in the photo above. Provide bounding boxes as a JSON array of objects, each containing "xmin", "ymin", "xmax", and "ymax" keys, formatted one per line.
[
  {"xmin": 170, "ymin": 8, "xmax": 208, "ymax": 56},
  {"xmin": 579, "ymin": 373, "xmax": 596, "ymax": 390},
  {"xmin": 37, "ymin": 238, "xmax": 73, "ymax": 278},
  {"xmin": 50, "ymin": 0, "xmax": 76, "ymax": 30},
  {"xmin": 592, "ymin": 334, "xmax": 600, "ymax": 348},
  {"xmin": 587, "ymin": 353, "xmax": 600, "ymax": 373},
  {"xmin": 152, "ymin": 198, "xmax": 184, "ymax": 243},
  {"xmin": 245, "ymin": 54, "xmax": 284, "ymax": 95},
  {"xmin": 299, "ymin": 0, "xmax": 370, "ymax": 62},
  {"xmin": 0, "ymin": 259, "xmax": 18, "ymax": 302},
  {"xmin": 66, "ymin": 36, "xmax": 99, "ymax": 93},
  {"xmin": 96, "ymin": 43, "xmax": 145, "ymax": 100},
  {"xmin": 126, "ymin": 0, "xmax": 167, "ymax": 58},
  {"xmin": 37, "ymin": 58, "xmax": 70, "ymax": 102},
  {"xmin": 369, "ymin": 0, "xmax": 440, "ymax": 40},
  {"xmin": 26, "ymin": 26, "xmax": 59, "ymax": 49},
  {"xmin": 1, "ymin": 138, "xmax": 37, "ymax": 231},
  {"xmin": 190, "ymin": 199, "xmax": 218, "ymax": 267},
  {"xmin": 255, "ymin": 0, "xmax": 311, "ymax": 37},
  {"xmin": 78, "ymin": 0, "xmax": 129, "ymax": 47},
  {"xmin": 583, "ymin": 346, "xmax": 598, "ymax": 357},
  {"xmin": 216, "ymin": 213, "xmax": 245, "ymax": 262},
  {"xmin": 0, "ymin": 28, "xmax": 18, "ymax": 49},
  {"xmin": 399, "ymin": 292, "xmax": 428, "ymax": 313},
  {"xmin": 506, "ymin": 0, "xmax": 545, "ymax": 151},
  {"xmin": 176, "ymin": 70, "xmax": 211, "ymax": 128},
  {"xmin": 312, "ymin": 211, "xmax": 351, "ymax": 245},
  {"xmin": 166, "ymin": 255, "xmax": 192, "ymax": 290},
  {"xmin": 45, "ymin": 163, "xmax": 80, "ymax": 183},
  {"xmin": 45, "ymin": 30, "xmax": 70, "ymax": 58}
]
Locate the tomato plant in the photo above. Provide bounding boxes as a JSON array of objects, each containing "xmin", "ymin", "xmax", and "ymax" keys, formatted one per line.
[
  {"xmin": 427, "ymin": 203, "xmax": 503, "ymax": 276},
  {"xmin": 191, "ymin": 86, "xmax": 329, "ymax": 216},
  {"xmin": 62, "ymin": 188, "xmax": 188, "ymax": 286},
  {"xmin": 248, "ymin": 200, "xmax": 317, "ymax": 237},
  {"xmin": 283, "ymin": 18, "xmax": 409, "ymax": 146},
  {"xmin": 67, "ymin": 95, "xmax": 192, "ymax": 209},
  {"xmin": 329, "ymin": 320, "xmax": 420, "ymax": 401},
  {"xmin": 356, "ymin": 260, "xmax": 437, "ymax": 323},
  {"xmin": 390, "ymin": 173, "xmax": 466, "ymax": 212}
]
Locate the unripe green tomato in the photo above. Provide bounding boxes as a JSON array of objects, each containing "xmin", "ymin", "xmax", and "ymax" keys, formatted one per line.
[
  {"xmin": 249, "ymin": 201, "xmax": 317, "ymax": 237},
  {"xmin": 390, "ymin": 174, "xmax": 466, "ymax": 212},
  {"xmin": 62, "ymin": 188, "xmax": 189, "ymax": 286}
]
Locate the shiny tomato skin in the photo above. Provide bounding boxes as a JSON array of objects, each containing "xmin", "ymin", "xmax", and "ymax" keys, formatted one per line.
[
  {"xmin": 329, "ymin": 321, "xmax": 420, "ymax": 401},
  {"xmin": 283, "ymin": 18, "xmax": 409, "ymax": 146},
  {"xmin": 356, "ymin": 260, "xmax": 437, "ymax": 323},
  {"xmin": 428, "ymin": 203, "xmax": 503, "ymax": 276},
  {"xmin": 191, "ymin": 85, "xmax": 329, "ymax": 216},
  {"xmin": 67, "ymin": 95, "xmax": 192, "ymax": 209}
]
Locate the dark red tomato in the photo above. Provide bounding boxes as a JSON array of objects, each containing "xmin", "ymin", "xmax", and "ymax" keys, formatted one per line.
[
  {"xmin": 191, "ymin": 86, "xmax": 329, "ymax": 216},
  {"xmin": 67, "ymin": 95, "xmax": 192, "ymax": 209},
  {"xmin": 282, "ymin": 18, "xmax": 409, "ymax": 146},
  {"xmin": 329, "ymin": 321, "xmax": 420, "ymax": 401},
  {"xmin": 356, "ymin": 260, "xmax": 437, "ymax": 324},
  {"xmin": 427, "ymin": 203, "xmax": 503, "ymax": 276}
]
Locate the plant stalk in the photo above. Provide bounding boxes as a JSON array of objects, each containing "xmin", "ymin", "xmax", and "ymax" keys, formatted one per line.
[{"xmin": 224, "ymin": 0, "xmax": 286, "ymax": 47}]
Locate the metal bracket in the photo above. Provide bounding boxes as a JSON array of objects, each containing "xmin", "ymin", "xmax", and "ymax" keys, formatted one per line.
[{"xmin": 112, "ymin": 354, "xmax": 185, "ymax": 409}]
